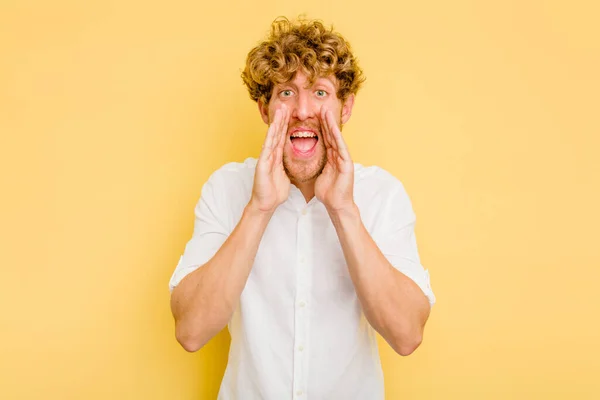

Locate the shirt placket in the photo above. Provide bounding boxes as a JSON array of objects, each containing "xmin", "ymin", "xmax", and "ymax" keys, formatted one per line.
[{"xmin": 292, "ymin": 206, "xmax": 312, "ymax": 399}]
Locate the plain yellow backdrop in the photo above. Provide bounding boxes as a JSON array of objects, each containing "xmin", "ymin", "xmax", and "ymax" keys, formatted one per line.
[{"xmin": 1, "ymin": 0, "xmax": 599, "ymax": 399}]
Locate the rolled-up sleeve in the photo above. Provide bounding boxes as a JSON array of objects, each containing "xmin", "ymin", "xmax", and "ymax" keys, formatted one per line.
[
  {"xmin": 373, "ymin": 182, "xmax": 436, "ymax": 307},
  {"xmin": 168, "ymin": 172, "xmax": 231, "ymax": 293}
]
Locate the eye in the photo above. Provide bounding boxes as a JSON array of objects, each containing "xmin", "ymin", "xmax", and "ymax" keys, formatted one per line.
[
  {"xmin": 316, "ymin": 90, "xmax": 327, "ymax": 97},
  {"xmin": 280, "ymin": 89, "xmax": 293, "ymax": 97}
]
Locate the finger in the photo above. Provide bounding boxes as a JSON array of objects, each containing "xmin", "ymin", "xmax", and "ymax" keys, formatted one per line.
[
  {"xmin": 277, "ymin": 106, "xmax": 290, "ymax": 151},
  {"xmin": 319, "ymin": 107, "xmax": 334, "ymax": 150},
  {"xmin": 327, "ymin": 147, "xmax": 334, "ymax": 164},
  {"xmin": 326, "ymin": 110, "xmax": 351, "ymax": 161},
  {"xmin": 266, "ymin": 109, "xmax": 282, "ymax": 149},
  {"xmin": 273, "ymin": 146, "xmax": 283, "ymax": 166},
  {"xmin": 318, "ymin": 107, "xmax": 329, "ymax": 149},
  {"xmin": 274, "ymin": 109, "xmax": 289, "ymax": 165},
  {"xmin": 322, "ymin": 108, "xmax": 338, "ymax": 151},
  {"xmin": 259, "ymin": 109, "xmax": 281, "ymax": 162}
]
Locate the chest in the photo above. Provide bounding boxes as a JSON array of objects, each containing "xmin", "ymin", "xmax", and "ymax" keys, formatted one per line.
[{"xmin": 249, "ymin": 204, "xmax": 355, "ymax": 302}]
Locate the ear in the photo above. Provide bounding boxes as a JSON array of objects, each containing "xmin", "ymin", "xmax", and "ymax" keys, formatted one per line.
[
  {"xmin": 340, "ymin": 94, "xmax": 355, "ymax": 125},
  {"xmin": 258, "ymin": 99, "xmax": 270, "ymax": 125}
]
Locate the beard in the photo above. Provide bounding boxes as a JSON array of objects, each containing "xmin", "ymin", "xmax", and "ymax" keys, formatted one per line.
[{"xmin": 282, "ymin": 138, "xmax": 327, "ymax": 184}]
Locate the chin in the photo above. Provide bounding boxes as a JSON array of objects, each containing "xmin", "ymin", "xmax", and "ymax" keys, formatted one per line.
[{"xmin": 283, "ymin": 150, "xmax": 327, "ymax": 183}]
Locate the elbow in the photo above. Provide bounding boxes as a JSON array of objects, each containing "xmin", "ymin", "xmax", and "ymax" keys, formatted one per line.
[
  {"xmin": 172, "ymin": 307, "xmax": 231, "ymax": 353},
  {"xmin": 391, "ymin": 300, "xmax": 430, "ymax": 356},
  {"xmin": 392, "ymin": 333, "xmax": 423, "ymax": 356},
  {"xmin": 175, "ymin": 325, "xmax": 207, "ymax": 353},
  {"xmin": 178, "ymin": 337, "xmax": 204, "ymax": 353},
  {"xmin": 176, "ymin": 334, "xmax": 206, "ymax": 353}
]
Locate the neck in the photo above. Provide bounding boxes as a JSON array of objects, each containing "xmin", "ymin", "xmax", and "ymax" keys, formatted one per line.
[{"xmin": 292, "ymin": 179, "xmax": 316, "ymax": 203}]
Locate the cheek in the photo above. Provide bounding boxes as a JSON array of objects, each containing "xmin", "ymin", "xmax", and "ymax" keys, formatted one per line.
[
  {"xmin": 268, "ymin": 108, "xmax": 281, "ymax": 123},
  {"xmin": 325, "ymin": 99, "xmax": 342, "ymax": 114},
  {"xmin": 268, "ymin": 101, "xmax": 288, "ymax": 120}
]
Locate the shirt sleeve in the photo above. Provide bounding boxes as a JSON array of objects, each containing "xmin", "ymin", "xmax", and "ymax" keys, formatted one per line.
[
  {"xmin": 168, "ymin": 171, "xmax": 231, "ymax": 293},
  {"xmin": 373, "ymin": 181, "xmax": 436, "ymax": 307}
]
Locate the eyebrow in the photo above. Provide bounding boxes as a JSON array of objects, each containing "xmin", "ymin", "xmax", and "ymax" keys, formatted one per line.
[{"xmin": 314, "ymin": 78, "xmax": 335, "ymax": 88}]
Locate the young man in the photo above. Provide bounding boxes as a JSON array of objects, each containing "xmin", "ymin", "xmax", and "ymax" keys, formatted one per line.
[{"xmin": 169, "ymin": 17, "xmax": 436, "ymax": 400}]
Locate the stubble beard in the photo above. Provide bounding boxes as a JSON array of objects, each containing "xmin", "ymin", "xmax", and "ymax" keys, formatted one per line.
[{"xmin": 283, "ymin": 139, "xmax": 327, "ymax": 184}]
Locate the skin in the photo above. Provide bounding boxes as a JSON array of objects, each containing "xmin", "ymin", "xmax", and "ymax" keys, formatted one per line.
[
  {"xmin": 171, "ymin": 70, "xmax": 431, "ymax": 356},
  {"xmin": 256, "ymin": 71, "xmax": 354, "ymax": 204}
]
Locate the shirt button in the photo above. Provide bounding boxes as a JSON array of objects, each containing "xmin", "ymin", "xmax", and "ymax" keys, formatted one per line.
[
  {"xmin": 298, "ymin": 345, "xmax": 304, "ymax": 351},
  {"xmin": 296, "ymin": 390, "xmax": 303, "ymax": 396},
  {"xmin": 301, "ymin": 209, "xmax": 308, "ymax": 216},
  {"xmin": 298, "ymin": 301, "xmax": 306, "ymax": 308},
  {"xmin": 299, "ymin": 256, "xmax": 305, "ymax": 263}
]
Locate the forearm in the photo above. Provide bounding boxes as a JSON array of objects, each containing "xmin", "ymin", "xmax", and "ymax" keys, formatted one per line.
[
  {"xmin": 170, "ymin": 203, "xmax": 273, "ymax": 352},
  {"xmin": 328, "ymin": 204, "xmax": 430, "ymax": 356}
]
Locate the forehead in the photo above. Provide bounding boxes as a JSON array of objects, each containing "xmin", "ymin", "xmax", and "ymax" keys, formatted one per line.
[{"xmin": 277, "ymin": 71, "xmax": 337, "ymax": 89}]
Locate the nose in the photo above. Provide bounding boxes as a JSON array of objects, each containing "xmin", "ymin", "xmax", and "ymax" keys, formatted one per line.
[{"xmin": 291, "ymin": 91, "xmax": 317, "ymax": 121}]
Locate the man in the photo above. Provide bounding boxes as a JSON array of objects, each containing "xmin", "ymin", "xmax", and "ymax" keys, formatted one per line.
[{"xmin": 169, "ymin": 17, "xmax": 436, "ymax": 400}]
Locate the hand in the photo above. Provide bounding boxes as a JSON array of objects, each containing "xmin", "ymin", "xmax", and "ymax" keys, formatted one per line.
[
  {"xmin": 249, "ymin": 106, "xmax": 291, "ymax": 214},
  {"xmin": 315, "ymin": 107, "xmax": 355, "ymax": 213}
]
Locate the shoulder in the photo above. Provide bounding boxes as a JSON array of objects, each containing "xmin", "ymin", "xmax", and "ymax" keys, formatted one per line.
[
  {"xmin": 202, "ymin": 157, "xmax": 257, "ymax": 198},
  {"xmin": 199, "ymin": 158, "xmax": 257, "ymax": 229},
  {"xmin": 354, "ymin": 162, "xmax": 408, "ymax": 197},
  {"xmin": 353, "ymin": 163, "xmax": 415, "ymax": 226},
  {"xmin": 207, "ymin": 157, "xmax": 257, "ymax": 186}
]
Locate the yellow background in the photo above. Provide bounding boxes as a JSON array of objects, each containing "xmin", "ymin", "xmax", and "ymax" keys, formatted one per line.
[{"xmin": 1, "ymin": 0, "xmax": 599, "ymax": 399}]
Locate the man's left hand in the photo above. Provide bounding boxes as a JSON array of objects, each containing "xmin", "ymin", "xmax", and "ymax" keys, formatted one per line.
[{"xmin": 315, "ymin": 106, "xmax": 355, "ymax": 213}]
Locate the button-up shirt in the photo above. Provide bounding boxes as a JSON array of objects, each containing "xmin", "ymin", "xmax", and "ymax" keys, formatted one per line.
[{"xmin": 169, "ymin": 157, "xmax": 436, "ymax": 400}]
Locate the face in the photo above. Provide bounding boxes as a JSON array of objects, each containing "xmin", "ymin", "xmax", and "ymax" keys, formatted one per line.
[{"xmin": 259, "ymin": 71, "xmax": 354, "ymax": 184}]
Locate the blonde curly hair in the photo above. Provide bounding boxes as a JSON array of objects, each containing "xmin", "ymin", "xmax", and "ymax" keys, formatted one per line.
[{"xmin": 242, "ymin": 17, "xmax": 365, "ymax": 105}]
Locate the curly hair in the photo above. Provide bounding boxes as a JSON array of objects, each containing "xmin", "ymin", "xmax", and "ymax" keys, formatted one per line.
[{"xmin": 242, "ymin": 17, "xmax": 365, "ymax": 105}]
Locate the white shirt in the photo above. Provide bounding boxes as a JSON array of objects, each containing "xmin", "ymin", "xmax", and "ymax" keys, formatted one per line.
[{"xmin": 169, "ymin": 157, "xmax": 436, "ymax": 400}]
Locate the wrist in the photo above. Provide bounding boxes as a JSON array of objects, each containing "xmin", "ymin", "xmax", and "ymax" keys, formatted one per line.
[
  {"xmin": 326, "ymin": 202, "xmax": 360, "ymax": 221},
  {"xmin": 246, "ymin": 200, "xmax": 276, "ymax": 219}
]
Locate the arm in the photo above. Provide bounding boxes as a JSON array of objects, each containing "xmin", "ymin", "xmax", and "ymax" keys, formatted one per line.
[
  {"xmin": 315, "ymin": 106, "xmax": 432, "ymax": 356},
  {"xmin": 170, "ymin": 204, "xmax": 273, "ymax": 352},
  {"xmin": 328, "ymin": 204, "xmax": 431, "ymax": 356},
  {"xmin": 170, "ymin": 106, "xmax": 291, "ymax": 352}
]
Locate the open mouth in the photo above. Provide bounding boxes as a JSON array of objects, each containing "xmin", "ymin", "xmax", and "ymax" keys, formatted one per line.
[{"xmin": 290, "ymin": 130, "xmax": 318, "ymax": 156}]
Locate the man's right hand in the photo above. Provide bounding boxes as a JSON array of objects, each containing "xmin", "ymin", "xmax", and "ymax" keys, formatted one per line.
[
  {"xmin": 172, "ymin": 106, "xmax": 290, "ymax": 352},
  {"xmin": 249, "ymin": 106, "xmax": 291, "ymax": 214}
]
